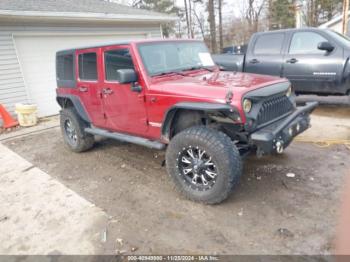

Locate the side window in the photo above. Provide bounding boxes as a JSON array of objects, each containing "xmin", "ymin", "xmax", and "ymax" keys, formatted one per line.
[
  {"xmin": 253, "ymin": 34, "xmax": 284, "ymax": 55},
  {"xmin": 104, "ymin": 48, "xmax": 134, "ymax": 81},
  {"xmin": 57, "ymin": 54, "xmax": 74, "ymax": 81},
  {"xmin": 289, "ymin": 32, "xmax": 328, "ymax": 55},
  {"xmin": 78, "ymin": 52, "xmax": 97, "ymax": 81}
]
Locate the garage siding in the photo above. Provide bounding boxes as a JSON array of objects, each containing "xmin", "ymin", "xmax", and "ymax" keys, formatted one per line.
[
  {"xmin": 0, "ymin": 24, "xmax": 162, "ymax": 118},
  {"xmin": 0, "ymin": 32, "xmax": 27, "ymax": 116}
]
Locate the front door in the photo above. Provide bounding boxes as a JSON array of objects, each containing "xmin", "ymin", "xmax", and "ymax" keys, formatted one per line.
[
  {"xmin": 245, "ymin": 32, "xmax": 286, "ymax": 76},
  {"xmin": 282, "ymin": 31, "xmax": 342, "ymax": 94},
  {"xmin": 100, "ymin": 45, "xmax": 148, "ymax": 135},
  {"xmin": 76, "ymin": 48, "xmax": 105, "ymax": 127}
]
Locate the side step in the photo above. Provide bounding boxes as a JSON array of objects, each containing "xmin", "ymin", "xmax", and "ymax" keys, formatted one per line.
[{"xmin": 85, "ymin": 127, "xmax": 166, "ymax": 150}]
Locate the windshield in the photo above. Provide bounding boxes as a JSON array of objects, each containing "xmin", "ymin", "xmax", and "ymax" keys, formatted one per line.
[
  {"xmin": 326, "ymin": 30, "xmax": 350, "ymax": 48},
  {"xmin": 137, "ymin": 41, "xmax": 216, "ymax": 76}
]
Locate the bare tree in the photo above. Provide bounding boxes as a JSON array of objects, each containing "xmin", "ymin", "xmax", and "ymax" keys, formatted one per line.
[
  {"xmin": 218, "ymin": 0, "xmax": 223, "ymax": 52},
  {"xmin": 184, "ymin": 0, "xmax": 191, "ymax": 38},
  {"xmin": 342, "ymin": 0, "xmax": 350, "ymax": 34},
  {"xmin": 193, "ymin": 6, "xmax": 206, "ymax": 39},
  {"xmin": 188, "ymin": 0, "xmax": 194, "ymax": 38},
  {"xmin": 244, "ymin": 0, "xmax": 266, "ymax": 34},
  {"xmin": 208, "ymin": 0, "xmax": 217, "ymax": 53}
]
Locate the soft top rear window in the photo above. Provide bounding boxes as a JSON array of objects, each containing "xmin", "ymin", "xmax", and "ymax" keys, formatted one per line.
[
  {"xmin": 57, "ymin": 54, "xmax": 74, "ymax": 81},
  {"xmin": 56, "ymin": 51, "xmax": 76, "ymax": 88}
]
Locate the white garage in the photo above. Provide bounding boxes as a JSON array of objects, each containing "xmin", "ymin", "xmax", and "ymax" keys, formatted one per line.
[{"xmin": 0, "ymin": 0, "xmax": 176, "ymax": 117}]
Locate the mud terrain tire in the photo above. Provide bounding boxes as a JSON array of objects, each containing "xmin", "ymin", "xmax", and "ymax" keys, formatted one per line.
[
  {"xmin": 60, "ymin": 108, "xmax": 94, "ymax": 153},
  {"xmin": 166, "ymin": 126, "xmax": 242, "ymax": 204}
]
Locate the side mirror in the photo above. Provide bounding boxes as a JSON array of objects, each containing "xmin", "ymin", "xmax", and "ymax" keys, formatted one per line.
[
  {"xmin": 318, "ymin": 41, "xmax": 334, "ymax": 52},
  {"xmin": 116, "ymin": 69, "xmax": 137, "ymax": 84}
]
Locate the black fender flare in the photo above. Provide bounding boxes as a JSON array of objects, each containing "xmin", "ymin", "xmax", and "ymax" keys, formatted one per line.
[
  {"xmin": 161, "ymin": 102, "xmax": 238, "ymax": 142},
  {"xmin": 56, "ymin": 94, "xmax": 91, "ymax": 123}
]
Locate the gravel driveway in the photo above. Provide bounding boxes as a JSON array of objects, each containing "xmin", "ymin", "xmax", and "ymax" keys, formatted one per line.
[{"xmin": 3, "ymin": 114, "xmax": 349, "ymax": 254}]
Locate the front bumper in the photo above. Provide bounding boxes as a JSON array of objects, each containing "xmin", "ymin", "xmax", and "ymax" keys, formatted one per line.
[{"xmin": 249, "ymin": 102, "xmax": 318, "ymax": 155}]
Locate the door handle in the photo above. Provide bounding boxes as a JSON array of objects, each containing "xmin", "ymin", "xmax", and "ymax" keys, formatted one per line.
[
  {"xmin": 79, "ymin": 86, "xmax": 88, "ymax": 92},
  {"xmin": 249, "ymin": 59, "xmax": 260, "ymax": 64},
  {"xmin": 286, "ymin": 58, "xmax": 298, "ymax": 64},
  {"xmin": 102, "ymin": 88, "xmax": 114, "ymax": 95}
]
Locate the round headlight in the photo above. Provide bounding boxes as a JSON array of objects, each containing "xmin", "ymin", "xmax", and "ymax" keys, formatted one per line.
[
  {"xmin": 286, "ymin": 85, "xmax": 292, "ymax": 97},
  {"xmin": 243, "ymin": 99, "xmax": 252, "ymax": 113}
]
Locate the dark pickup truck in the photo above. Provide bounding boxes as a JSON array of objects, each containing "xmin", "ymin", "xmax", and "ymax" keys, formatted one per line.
[{"xmin": 213, "ymin": 28, "xmax": 350, "ymax": 96}]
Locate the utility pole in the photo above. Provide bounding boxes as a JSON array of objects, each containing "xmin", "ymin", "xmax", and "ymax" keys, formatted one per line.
[{"xmin": 342, "ymin": 0, "xmax": 349, "ymax": 35}]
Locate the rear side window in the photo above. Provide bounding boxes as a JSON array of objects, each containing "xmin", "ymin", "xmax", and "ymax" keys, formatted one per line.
[
  {"xmin": 78, "ymin": 52, "xmax": 97, "ymax": 81},
  {"xmin": 253, "ymin": 34, "xmax": 284, "ymax": 55},
  {"xmin": 57, "ymin": 54, "xmax": 74, "ymax": 81},
  {"xmin": 289, "ymin": 32, "xmax": 328, "ymax": 54},
  {"xmin": 104, "ymin": 48, "xmax": 134, "ymax": 81}
]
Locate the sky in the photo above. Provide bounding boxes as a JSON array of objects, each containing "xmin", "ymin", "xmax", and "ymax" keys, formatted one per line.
[
  {"xmin": 113, "ymin": 0, "xmax": 242, "ymax": 20},
  {"xmin": 174, "ymin": 0, "xmax": 242, "ymax": 19}
]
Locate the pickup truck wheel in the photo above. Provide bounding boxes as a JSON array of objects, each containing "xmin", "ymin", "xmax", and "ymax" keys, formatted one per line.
[
  {"xmin": 166, "ymin": 126, "xmax": 242, "ymax": 204},
  {"xmin": 60, "ymin": 108, "xmax": 94, "ymax": 153}
]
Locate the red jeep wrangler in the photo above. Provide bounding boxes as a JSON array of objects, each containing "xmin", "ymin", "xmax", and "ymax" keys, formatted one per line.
[{"xmin": 56, "ymin": 39, "xmax": 317, "ymax": 204}]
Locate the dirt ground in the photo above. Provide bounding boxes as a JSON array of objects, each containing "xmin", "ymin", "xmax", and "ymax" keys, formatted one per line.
[{"xmin": 3, "ymin": 102, "xmax": 350, "ymax": 255}]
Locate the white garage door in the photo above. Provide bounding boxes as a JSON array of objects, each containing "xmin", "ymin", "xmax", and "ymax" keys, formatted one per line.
[{"xmin": 14, "ymin": 34, "xmax": 147, "ymax": 117}]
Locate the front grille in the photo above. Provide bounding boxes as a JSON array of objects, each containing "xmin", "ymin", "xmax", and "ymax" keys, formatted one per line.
[{"xmin": 256, "ymin": 95, "xmax": 293, "ymax": 125}]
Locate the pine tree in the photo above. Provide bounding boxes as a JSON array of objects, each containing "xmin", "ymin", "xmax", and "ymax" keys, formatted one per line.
[{"xmin": 269, "ymin": 0, "xmax": 295, "ymax": 29}]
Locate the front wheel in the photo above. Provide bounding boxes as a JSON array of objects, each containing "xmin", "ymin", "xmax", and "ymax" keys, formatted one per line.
[{"xmin": 166, "ymin": 126, "xmax": 242, "ymax": 204}]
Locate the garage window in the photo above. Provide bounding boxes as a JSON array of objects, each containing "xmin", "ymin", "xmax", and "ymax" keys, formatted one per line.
[
  {"xmin": 104, "ymin": 49, "xmax": 134, "ymax": 81},
  {"xmin": 79, "ymin": 53, "xmax": 97, "ymax": 81}
]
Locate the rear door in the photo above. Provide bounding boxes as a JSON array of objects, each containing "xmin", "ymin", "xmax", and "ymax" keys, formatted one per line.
[
  {"xmin": 245, "ymin": 33, "xmax": 286, "ymax": 76},
  {"xmin": 76, "ymin": 48, "xmax": 105, "ymax": 127},
  {"xmin": 100, "ymin": 45, "xmax": 148, "ymax": 134},
  {"xmin": 282, "ymin": 31, "xmax": 342, "ymax": 94}
]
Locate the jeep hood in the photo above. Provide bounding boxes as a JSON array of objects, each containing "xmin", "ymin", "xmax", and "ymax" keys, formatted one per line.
[{"xmin": 148, "ymin": 71, "xmax": 289, "ymax": 103}]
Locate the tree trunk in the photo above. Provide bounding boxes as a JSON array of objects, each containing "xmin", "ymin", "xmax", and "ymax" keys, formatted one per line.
[
  {"xmin": 218, "ymin": 0, "xmax": 223, "ymax": 53},
  {"xmin": 184, "ymin": 0, "xmax": 191, "ymax": 38},
  {"xmin": 193, "ymin": 8, "xmax": 205, "ymax": 40},
  {"xmin": 343, "ymin": 0, "xmax": 349, "ymax": 35},
  {"xmin": 189, "ymin": 0, "xmax": 194, "ymax": 38},
  {"xmin": 208, "ymin": 0, "xmax": 217, "ymax": 53},
  {"xmin": 268, "ymin": 0, "xmax": 273, "ymax": 29}
]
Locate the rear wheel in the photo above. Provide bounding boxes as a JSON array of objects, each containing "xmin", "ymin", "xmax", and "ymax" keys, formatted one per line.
[
  {"xmin": 60, "ymin": 108, "xmax": 94, "ymax": 152},
  {"xmin": 166, "ymin": 126, "xmax": 242, "ymax": 204}
]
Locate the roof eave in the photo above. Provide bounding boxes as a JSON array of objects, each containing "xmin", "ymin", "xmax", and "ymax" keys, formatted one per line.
[
  {"xmin": 0, "ymin": 9, "xmax": 178, "ymax": 23},
  {"xmin": 319, "ymin": 11, "xmax": 350, "ymax": 28}
]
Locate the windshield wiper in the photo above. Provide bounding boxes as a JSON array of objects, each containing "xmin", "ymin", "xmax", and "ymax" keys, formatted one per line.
[
  {"xmin": 152, "ymin": 70, "xmax": 186, "ymax": 77},
  {"xmin": 183, "ymin": 66, "xmax": 215, "ymax": 72}
]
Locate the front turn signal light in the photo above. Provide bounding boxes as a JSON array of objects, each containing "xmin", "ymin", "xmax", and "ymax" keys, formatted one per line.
[
  {"xmin": 286, "ymin": 85, "xmax": 292, "ymax": 97},
  {"xmin": 243, "ymin": 99, "xmax": 252, "ymax": 113}
]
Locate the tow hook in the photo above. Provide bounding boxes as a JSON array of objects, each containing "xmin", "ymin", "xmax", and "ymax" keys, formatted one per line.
[{"xmin": 275, "ymin": 140, "xmax": 284, "ymax": 154}]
